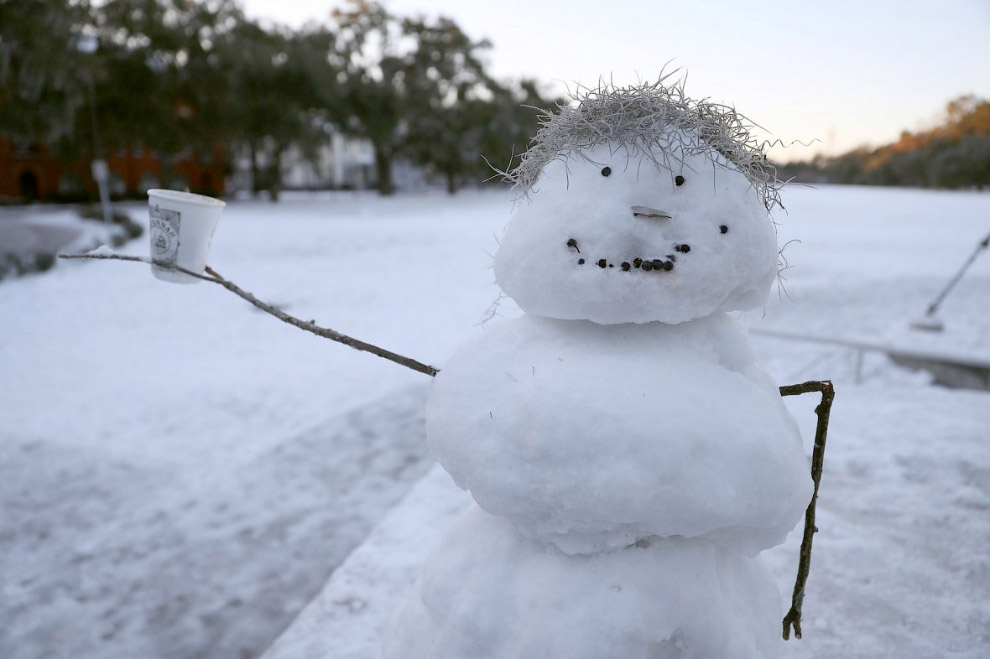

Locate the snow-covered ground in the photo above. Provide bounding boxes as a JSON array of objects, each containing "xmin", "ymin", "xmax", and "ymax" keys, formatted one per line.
[
  {"xmin": 0, "ymin": 206, "xmax": 127, "ymax": 279},
  {"xmin": 1, "ymin": 186, "xmax": 988, "ymax": 658}
]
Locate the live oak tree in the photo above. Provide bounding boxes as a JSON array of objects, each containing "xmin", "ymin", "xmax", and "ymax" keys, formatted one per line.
[
  {"xmin": 398, "ymin": 15, "xmax": 494, "ymax": 194},
  {"xmin": 85, "ymin": 0, "xmax": 244, "ymax": 184},
  {"xmin": 329, "ymin": 0, "xmax": 404, "ymax": 195},
  {"xmin": 477, "ymin": 79, "xmax": 561, "ymax": 191},
  {"xmin": 2, "ymin": 0, "xmax": 558, "ymax": 198},
  {"xmin": 0, "ymin": 0, "xmax": 94, "ymax": 144},
  {"xmin": 219, "ymin": 21, "xmax": 338, "ymax": 199},
  {"xmin": 330, "ymin": 2, "xmax": 557, "ymax": 195}
]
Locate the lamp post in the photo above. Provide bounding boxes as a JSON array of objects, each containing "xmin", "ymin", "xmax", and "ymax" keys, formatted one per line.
[{"xmin": 77, "ymin": 35, "xmax": 112, "ymax": 225}]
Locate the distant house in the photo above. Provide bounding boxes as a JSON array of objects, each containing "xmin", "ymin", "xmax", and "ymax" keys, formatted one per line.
[
  {"xmin": 0, "ymin": 138, "xmax": 225, "ymax": 202},
  {"xmin": 238, "ymin": 133, "xmax": 426, "ymax": 194},
  {"xmin": 281, "ymin": 133, "xmax": 376, "ymax": 190}
]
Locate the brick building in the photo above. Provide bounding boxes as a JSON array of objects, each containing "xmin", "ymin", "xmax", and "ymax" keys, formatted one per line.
[{"xmin": 0, "ymin": 139, "xmax": 225, "ymax": 202}]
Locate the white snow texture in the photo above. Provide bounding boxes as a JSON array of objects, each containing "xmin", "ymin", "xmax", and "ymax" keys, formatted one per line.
[
  {"xmin": 384, "ymin": 507, "xmax": 783, "ymax": 659},
  {"xmin": 494, "ymin": 142, "xmax": 779, "ymax": 324},
  {"xmin": 385, "ymin": 123, "xmax": 809, "ymax": 658},
  {"xmin": 427, "ymin": 314, "xmax": 810, "ymax": 555}
]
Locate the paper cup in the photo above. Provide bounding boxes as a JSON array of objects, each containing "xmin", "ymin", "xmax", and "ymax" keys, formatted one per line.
[{"xmin": 148, "ymin": 189, "xmax": 225, "ymax": 284}]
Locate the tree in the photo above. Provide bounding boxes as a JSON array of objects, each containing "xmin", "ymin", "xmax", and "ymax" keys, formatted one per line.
[
  {"xmin": 781, "ymin": 94, "xmax": 990, "ymax": 189},
  {"xmin": 398, "ymin": 15, "xmax": 494, "ymax": 194},
  {"xmin": 87, "ymin": 0, "xmax": 245, "ymax": 168},
  {"xmin": 219, "ymin": 21, "xmax": 338, "ymax": 198},
  {"xmin": 476, "ymin": 79, "xmax": 560, "ymax": 188},
  {"xmin": 0, "ymin": 0, "xmax": 94, "ymax": 144},
  {"xmin": 330, "ymin": 0, "xmax": 405, "ymax": 195},
  {"xmin": 87, "ymin": 0, "xmax": 337, "ymax": 198},
  {"xmin": 2, "ymin": 0, "xmax": 560, "ymax": 198},
  {"xmin": 330, "ymin": 2, "xmax": 558, "ymax": 195}
]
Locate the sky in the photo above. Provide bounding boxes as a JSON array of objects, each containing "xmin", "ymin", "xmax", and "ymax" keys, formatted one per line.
[{"xmin": 238, "ymin": 0, "xmax": 990, "ymax": 162}]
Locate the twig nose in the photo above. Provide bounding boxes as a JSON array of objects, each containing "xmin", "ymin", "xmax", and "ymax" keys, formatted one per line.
[{"xmin": 631, "ymin": 206, "xmax": 671, "ymax": 220}]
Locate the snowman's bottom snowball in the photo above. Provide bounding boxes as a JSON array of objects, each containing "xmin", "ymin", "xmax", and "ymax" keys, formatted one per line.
[{"xmin": 382, "ymin": 506, "xmax": 783, "ymax": 659}]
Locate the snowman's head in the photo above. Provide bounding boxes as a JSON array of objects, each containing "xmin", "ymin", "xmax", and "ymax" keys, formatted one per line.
[{"xmin": 493, "ymin": 80, "xmax": 783, "ymax": 325}]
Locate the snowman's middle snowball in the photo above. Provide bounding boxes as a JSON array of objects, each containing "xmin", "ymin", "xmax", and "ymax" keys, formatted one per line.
[{"xmin": 426, "ymin": 314, "xmax": 812, "ymax": 556}]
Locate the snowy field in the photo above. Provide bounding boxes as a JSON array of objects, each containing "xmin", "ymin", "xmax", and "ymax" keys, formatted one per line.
[{"xmin": 1, "ymin": 185, "xmax": 988, "ymax": 658}]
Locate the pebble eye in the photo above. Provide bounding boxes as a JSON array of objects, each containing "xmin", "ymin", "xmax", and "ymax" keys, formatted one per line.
[
  {"xmin": 675, "ymin": 175, "xmax": 685, "ymax": 186},
  {"xmin": 720, "ymin": 225, "xmax": 729, "ymax": 234},
  {"xmin": 601, "ymin": 166, "xmax": 612, "ymax": 177}
]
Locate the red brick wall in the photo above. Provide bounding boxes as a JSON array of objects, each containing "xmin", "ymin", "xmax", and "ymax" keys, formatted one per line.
[{"xmin": 0, "ymin": 139, "xmax": 225, "ymax": 201}]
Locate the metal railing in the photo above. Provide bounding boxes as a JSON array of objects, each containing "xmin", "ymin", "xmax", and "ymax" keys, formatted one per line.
[{"xmin": 751, "ymin": 327, "xmax": 990, "ymax": 388}]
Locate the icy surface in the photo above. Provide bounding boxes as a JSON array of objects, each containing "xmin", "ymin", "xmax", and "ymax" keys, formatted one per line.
[
  {"xmin": 427, "ymin": 313, "xmax": 810, "ymax": 554},
  {"xmin": 270, "ymin": 185, "xmax": 988, "ymax": 659},
  {"xmin": 0, "ymin": 206, "xmax": 124, "ymax": 275},
  {"xmin": 2, "ymin": 187, "xmax": 989, "ymax": 658},
  {"xmin": 494, "ymin": 142, "xmax": 778, "ymax": 324},
  {"xmin": 262, "ymin": 467, "xmax": 469, "ymax": 659},
  {"xmin": 1, "ymin": 386, "xmax": 431, "ymax": 658},
  {"xmin": 385, "ymin": 506, "xmax": 782, "ymax": 659},
  {"xmin": 0, "ymin": 192, "xmax": 509, "ymax": 659},
  {"xmin": 276, "ymin": 382, "xmax": 990, "ymax": 659}
]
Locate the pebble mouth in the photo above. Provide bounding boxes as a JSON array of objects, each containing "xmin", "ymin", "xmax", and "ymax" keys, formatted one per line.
[
  {"xmin": 568, "ymin": 239, "xmax": 679, "ymax": 274},
  {"xmin": 593, "ymin": 257, "xmax": 675, "ymax": 272}
]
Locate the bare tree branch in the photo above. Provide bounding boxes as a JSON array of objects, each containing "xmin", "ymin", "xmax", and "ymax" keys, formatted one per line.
[
  {"xmin": 779, "ymin": 380, "xmax": 835, "ymax": 640},
  {"xmin": 58, "ymin": 252, "xmax": 439, "ymax": 377}
]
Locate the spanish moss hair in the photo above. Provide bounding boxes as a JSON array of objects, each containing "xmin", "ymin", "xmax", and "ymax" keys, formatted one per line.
[{"xmin": 503, "ymin": 74, "xmax": 784, "ymax": 211}]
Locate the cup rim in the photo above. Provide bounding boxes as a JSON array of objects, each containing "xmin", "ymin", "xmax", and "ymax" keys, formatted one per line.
[{"xmin": 148, "ymin": 189, "xmax": 226, "ymax": 208}]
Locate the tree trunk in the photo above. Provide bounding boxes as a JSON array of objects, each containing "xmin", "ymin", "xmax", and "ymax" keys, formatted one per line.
[
  {"xmin": 249, "ymin": 140, "xmax": 261, "ymax": 198},
  {"xmin": 269, "ymin": 144, "xmax": 283, "ymax": 202},
  {"xmin": 446, "ymin": 171, "xmax": 457, "ymax": 195},
  {"xmin": 374, "ymin": 144, "xmax": 395, "ymax": 196}
]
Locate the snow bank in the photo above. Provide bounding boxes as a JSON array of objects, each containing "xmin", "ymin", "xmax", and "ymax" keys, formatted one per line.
[
  {"xmin": 3, "ymin": 186, "xmax": 989, "ymax": 658},
  {"xmin": 266, "ymin": 383, "xmax": 990, "ymax": 659},
  {"xmin": 265, "ymin": 185, "xmax": 990, "ymax": 659},
  {"xmin": 262, "ymin": 467, "xmax": 471, "ymax": 659}
]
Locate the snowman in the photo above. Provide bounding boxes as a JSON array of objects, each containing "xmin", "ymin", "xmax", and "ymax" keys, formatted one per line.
[{"xmin": 382, "ymin": 80, "xmax": 813, "ymax": 658}]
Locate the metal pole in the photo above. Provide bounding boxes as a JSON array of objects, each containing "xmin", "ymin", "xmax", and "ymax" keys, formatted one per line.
[
  {"xmin": 923, "ymin": 231, "xmax": 990, "ymax": 318},
  {"xmin": 87, "ymin": 73, "xmax": 112, "ymax": 225}
]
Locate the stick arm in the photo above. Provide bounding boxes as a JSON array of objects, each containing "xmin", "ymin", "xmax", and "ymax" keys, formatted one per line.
[
  {"xmin": 58, "ymin": 253, "xmax": 440, "ymax": 377},
  {"xmin": 778, "ymin": 380, "xmax": 835, "ymax": 640}
]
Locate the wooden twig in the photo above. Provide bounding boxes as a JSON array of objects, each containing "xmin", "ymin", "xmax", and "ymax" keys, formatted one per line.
[
  {"xmin": 58, "ymin": 253, "xmax": 439, "ymax": 377},
  {"xmin": 778, "ymin": 380, "xmax": 835, "ymax": 640}
]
